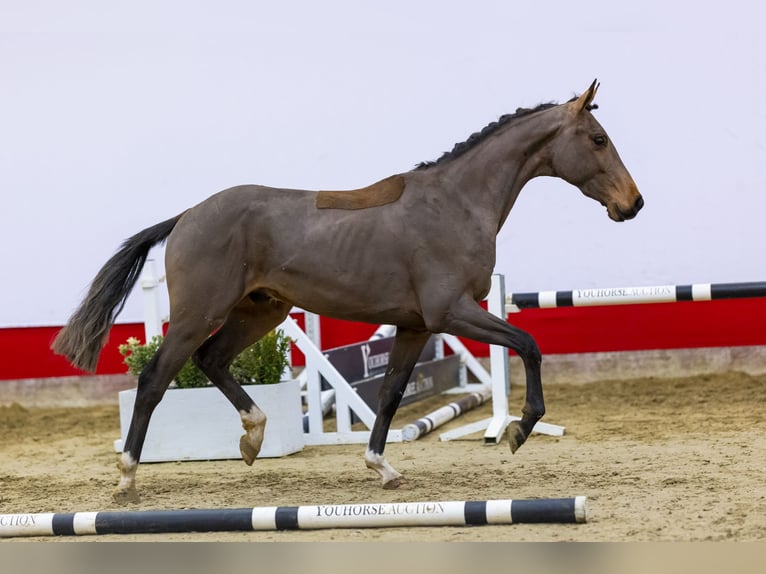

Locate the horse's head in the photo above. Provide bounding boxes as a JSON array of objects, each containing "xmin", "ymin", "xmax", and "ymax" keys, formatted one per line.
[{"xmin": 550, "ymin": 80, "xmax": 643, "ymax": 222}]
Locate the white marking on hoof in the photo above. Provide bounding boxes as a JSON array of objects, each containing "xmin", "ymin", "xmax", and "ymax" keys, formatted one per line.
[
  {"xmin": 240, "ymin": 406, "xmax": 267, "ymax": 465},
  {"xmin": 365, "ymin": 448, "xmax": 406, "ymax": 488},
  {"xmin": 113, "ymin": 452, "xmax": 140, "ymax": 504}
]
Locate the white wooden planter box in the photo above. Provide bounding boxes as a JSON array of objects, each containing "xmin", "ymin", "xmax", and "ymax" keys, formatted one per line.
[{"xmin": 114, "ymin": 379, "xmax": 304, "ymax": 462}]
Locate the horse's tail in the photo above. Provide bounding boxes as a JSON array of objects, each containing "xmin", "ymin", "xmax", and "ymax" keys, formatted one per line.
[{"xmin": 52, "ymin": 212, "xmax": 187, "ymax": 372}]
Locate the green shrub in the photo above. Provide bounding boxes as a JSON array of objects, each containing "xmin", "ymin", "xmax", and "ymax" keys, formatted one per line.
[
  {"xmin": 118, "ymin": 336, "xmax": 209, "ymax": 388},
  {"xmin": 118, "ymin": 330, "xmax": 292, "ymax": 388},
  {"xmin": 230, "ymin": 330, "xmax": 292, "ymax": 385},
  {"xmin": 119, "ymin": 336, "xmax": 161, "ymax": 377}
]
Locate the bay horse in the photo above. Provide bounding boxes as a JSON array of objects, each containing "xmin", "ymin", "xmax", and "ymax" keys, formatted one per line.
[{"xmin": 53, "ymin": 80, "xmax": 642, "ymax": 503}]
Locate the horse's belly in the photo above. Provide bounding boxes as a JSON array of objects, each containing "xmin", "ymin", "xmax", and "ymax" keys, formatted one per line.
[{"xmin": 260, "ymin": 267, "xmax": 424, "ymax": 328}]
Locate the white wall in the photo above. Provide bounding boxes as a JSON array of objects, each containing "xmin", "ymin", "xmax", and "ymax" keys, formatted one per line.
[{"xmin": 2, "ymin": 1, "xmax": 764, "ymax": 327}]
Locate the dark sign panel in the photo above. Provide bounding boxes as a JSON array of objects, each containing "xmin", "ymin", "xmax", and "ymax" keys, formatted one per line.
[
  {"xmin": 350, "ymin": 354, "xmax": 461, "ymax": 414},
  {"xmin": 321, "ymin": 336, "xmax": 437, "ymax": 386},
  {"xmin": 320, "ymin": 335, "xmax": 461, "ymax": 423}
]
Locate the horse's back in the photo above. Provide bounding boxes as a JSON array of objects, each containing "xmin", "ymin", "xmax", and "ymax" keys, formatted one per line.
[
  {"xmin": 162, "ymin": 179, "xmax": 426, "ymax": 323},
  {"xmin": 171, "ymin": 184, "xmax": 315, "ymax": 239}
]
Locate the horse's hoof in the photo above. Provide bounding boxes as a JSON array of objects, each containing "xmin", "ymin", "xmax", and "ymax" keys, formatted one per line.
[
  {"xmin": 382, "ymin": 475, "xmax": 410, "ymax": 490},
  {"xmin": 239, "ymin": 434, "xmax": 258, "ymax": 466},
  {"xmin": 507, "ymin": 421, "xmax": 527, "ymax": 454},
  {"xmin": 112, "ymin": 486, "xmax": 140, "ymax": 505}
]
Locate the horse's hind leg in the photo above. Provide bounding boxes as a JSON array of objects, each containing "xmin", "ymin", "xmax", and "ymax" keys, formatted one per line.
[
  {"xmin": 365, "ymin": 327, "xmax": 431, "ymax": 489},
  {"xmin": 115, "ymin": 320, "xmax": 213, "ymax": 504},
  {"xmin": 192, "ymin": 295, "xmax": 291, "ymax": 465}
]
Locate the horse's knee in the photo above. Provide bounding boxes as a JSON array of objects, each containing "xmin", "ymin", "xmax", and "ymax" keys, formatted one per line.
[{"xmin": 516, "ymin": 333, "xmax": 541, "ymax": 366}]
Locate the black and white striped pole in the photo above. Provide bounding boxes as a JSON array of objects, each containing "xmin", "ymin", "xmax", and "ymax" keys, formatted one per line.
[
  {"xmin": 401, "ymin": 385, "xmax": 493, "ymax": 441},
  {"xmin": 508, "ymin": 281, "xmax": 766, "ymax": 310},
  {"xmin": 0, "ymin": 496, "xmax": 588, "ymax": 538}
]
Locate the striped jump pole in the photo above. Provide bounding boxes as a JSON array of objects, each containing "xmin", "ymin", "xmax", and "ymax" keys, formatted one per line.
[
  {"xmin": 401, "ymin": 385, "xmax": 492, "ymax": 441},
  {"xmin": 0, "ymin": 496, "xmax": 587, "ymax": 538},
  {"xmin": 509, "ymin": 280, "xmax": 766, "ymax": 309}
]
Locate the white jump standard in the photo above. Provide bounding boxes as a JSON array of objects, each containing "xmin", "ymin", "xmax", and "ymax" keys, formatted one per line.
[{"xmin": 0, "ymin": 496, "xmax": 588, "ymax": 537}]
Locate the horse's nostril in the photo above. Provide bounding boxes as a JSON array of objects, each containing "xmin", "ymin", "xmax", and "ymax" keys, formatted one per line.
[{"xmin": 634, "ymin": 195, "xmax": 644, "ymax": 212}]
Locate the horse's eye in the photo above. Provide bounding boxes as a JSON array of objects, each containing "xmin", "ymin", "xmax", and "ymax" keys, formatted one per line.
[{"xmin": 593, "ymin": 135, "xmax": 608, "ymax": 147}]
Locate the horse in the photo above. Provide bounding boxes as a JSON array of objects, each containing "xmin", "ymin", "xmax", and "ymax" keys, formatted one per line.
[{"xmin": 53, "ymin": 80, "xmax": 642, "ymax": 503}]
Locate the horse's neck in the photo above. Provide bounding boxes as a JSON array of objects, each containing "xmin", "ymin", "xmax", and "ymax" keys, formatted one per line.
[{"xmin": 437, "ymin": 107, "xmax": 564, "ymax": 232}]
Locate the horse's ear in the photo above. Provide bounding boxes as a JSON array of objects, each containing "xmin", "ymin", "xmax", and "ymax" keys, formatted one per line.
[{"xmin": 574, "ymin": 79, "xmax": 599, "ymax": 112}]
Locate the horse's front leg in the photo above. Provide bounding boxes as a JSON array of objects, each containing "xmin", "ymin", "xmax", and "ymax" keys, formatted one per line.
[
  {"xmin": 365, "ymin": 328, "xmax": 431, "ymax": 489},
  {"xmin": 439, "ymin": 295, "xmax": 544, "ymax": 453}
]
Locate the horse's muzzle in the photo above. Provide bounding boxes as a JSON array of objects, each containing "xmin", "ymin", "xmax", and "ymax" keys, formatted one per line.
[{"xmin": 612, "ymin": 194, "xmax": 644, "ymax": 222}]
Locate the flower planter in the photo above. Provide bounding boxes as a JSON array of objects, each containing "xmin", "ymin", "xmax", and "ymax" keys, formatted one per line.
[{"xmin": 114, "ymin": 379, "xmax": 304, "ymax": 462}]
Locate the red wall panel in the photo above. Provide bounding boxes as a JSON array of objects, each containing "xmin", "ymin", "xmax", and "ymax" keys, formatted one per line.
[{"xmin": 2, "ymin": 298, "xmax": 764, "ymax": 381}]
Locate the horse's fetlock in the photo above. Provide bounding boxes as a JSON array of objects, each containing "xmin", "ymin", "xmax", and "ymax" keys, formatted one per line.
[
  {"xmin": 522, "ymin": 402, "xmax": 545, "ymax": 420},
  {"xmin": 241, "ymin": 406, "xmax": 267, "ymax": 430}
]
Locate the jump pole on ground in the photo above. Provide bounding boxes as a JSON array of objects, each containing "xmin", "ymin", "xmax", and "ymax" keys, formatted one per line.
[
  {"xmin": 0, "ymin": 496, "xmax": 587, "ymax": 538},
  {"xmin": 401, "ymin": 385, "xmax": 493, "ymax": 441}
]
